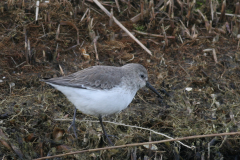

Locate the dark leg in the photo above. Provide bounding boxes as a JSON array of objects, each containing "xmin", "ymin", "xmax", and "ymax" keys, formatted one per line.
[
  {"xmin": 99, "ymin": 116, "xmax": 114, "ymax": 146},
  {"xmin": 68, "ymin": 107, "xmax": 78, "ymax": 138}
]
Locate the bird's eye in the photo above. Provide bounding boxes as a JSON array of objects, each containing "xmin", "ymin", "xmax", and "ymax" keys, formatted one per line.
[{"xmin": 140, "ymin": 74, "xmax": 145, "ymax": 78}]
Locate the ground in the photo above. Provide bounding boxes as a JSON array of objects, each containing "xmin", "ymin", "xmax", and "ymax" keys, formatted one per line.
[{"xmin": 1, "ymin": 0, "xmax": 240, "ymax": 159}]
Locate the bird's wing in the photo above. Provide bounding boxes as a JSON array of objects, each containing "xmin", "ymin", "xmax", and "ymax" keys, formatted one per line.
[{"xmin": 42, "ymin": 66, "xmax": 124, "ymax": 90}]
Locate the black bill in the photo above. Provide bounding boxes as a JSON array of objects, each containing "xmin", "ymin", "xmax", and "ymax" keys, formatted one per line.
[{"xmin": 146, "ymin": 81, "xmax": 163, "ymax": 99}]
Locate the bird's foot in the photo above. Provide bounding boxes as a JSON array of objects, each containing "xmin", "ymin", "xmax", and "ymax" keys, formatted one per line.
[
  {"xmin": 103, "ymin": 133, "xmax": 119, "ymax": 146},
  {"xmin": 68, "ymin": 119, "xmax": 78, "ymax": 138},
  {"xmin": 103, "ymin": 133, "xmax": 115, "ymax": 146}
]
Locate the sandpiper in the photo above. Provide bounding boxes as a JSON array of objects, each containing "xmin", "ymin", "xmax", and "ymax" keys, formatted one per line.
[{"xmin": 42, "ymin": 63, "xmax": 162, "ymax": 145}]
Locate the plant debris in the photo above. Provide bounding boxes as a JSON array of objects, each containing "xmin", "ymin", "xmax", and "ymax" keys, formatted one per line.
[{"xmin": 1, "ymin": 0, "xmax": 240, "ymax": 159}]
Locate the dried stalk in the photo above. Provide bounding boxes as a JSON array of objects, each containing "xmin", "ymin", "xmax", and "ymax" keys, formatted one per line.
[
  {"xmin": 216, "ymin": 12, "xmax": 240, "ymax": 18},
  {"xmin": 131, "ymin": 9, "xmax": 150, "ymax": 22},
  {"xmin": 210, "ymin": 0, "xmax": 213, "ymax": 20},
  {"xmin": 93, "ymin": 36, "xmax": 100, "ymax": 60},
  {"xmin": 134, "ymin": 30, "xmax": 175, "ymax": 39},
  {"xmin": 109, "ymin": 8, "xmax": 113, "ymax": 27},
  {"xmin": 161, "ymin": 24, "xmax": 168, "ymax": 46},
  {"xmin": 186, "ymin": 0, "xmax": 195, "ymax": 20},
  {"xmin": 127, "ymin": 0, "xmax": 131, "ymax": 14},
  {"xmin": 235, "ymin": 2, "xmax": 240, "ymax": 15},
  {"xmin": 55, "ymin": 24, "xmax": 60, "ymax": 40},
  {"xmin": 53, "ymin": 43, "xmax": 58, "ymax": 61},
  {"xmin": 92, "ymin": 0, "xmax": 152, "ymax": 56},
  {"xmin": 24, "ymin": 26, "xmax": 28, "ymax": 64},
  {"xmin": 115, "ymin": 0, "xmax": 120, "ymax": 12},
  {"xmin": 140, "ymin": 0, "xmax": 144, "ymax": 20},
  {"xmin": 219, "ymin": 0, "xmax": 226, "ymax": 21},
  {"xmin": 35, "ymin": 0, "xmax": 40, "ymax": 21},
  {"xmin": 203, "ymin": 48, "xmax": 218, "ymax": 63},
  {"xmin": 56, "ymin": 119, "xmax": 192, "ymax": 149},
  {"xmin": 27, "ymin": 39, "xmax": 31, "ymax": 63},
  {"xmin": 80, "ymin": 8, "xmax": 89, "ymax": 22},
  {"xmin": 59, "ymin": 64, "xmax": 65, "ymax": 76},
  {"xmin": 197, "ymin": 9, "xmax": 211, "ymax": 32},
  {"xmin": 131, "ymin": 0, "xmax": 170, "ymax": 23},
  {"xmin": 34, "ymin": 132, "xmax": 240, "ymax": 160}
]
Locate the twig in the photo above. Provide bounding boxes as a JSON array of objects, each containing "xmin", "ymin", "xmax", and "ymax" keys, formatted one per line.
[
  {"xmin": 115, "ymin": 0, "xmax": 120, "ymax": 12},
  {"xmin": 33, "ymin": 132, "xmax": 240, "ymax": 160},
  {"xmin": 203, "ymin": 48, "xmax": 218, "ymax": 63},
  {"xmin": 55, "ymin": 119, "xmax": 193, "ymax": 149},
  {"xmin": 92, "ymin": 0, "xmax": 152, "ymax": 56},
  {"xmin": 93, "ymin": 36, "xmax": 100, "ymax": 60},
  {"xmin": 210, "ymin": 0, "xmax": 213, "ymax": 20},
  {"xmin": 27, "ymin": 39, "xmax": 31, "ymax": 63},
  {"xmin": 24, "ymin": 26, "xmax": 28, "ymax": 64},
  {"xmin": 130, "ymin": 9, "xmax": 150, "ymax": 22},
  {"xmin": 59, "ymin": 64, "xmax": 65, "ymax": 76},
  {"xmin": 126, "ymin": 54, "xmax": 134, "ymax": 62},
  {"xmin": 41, "ymin": 23, "xmax": 46, "ymax": 36},
  {"xmin": 212, "ymin": 48, "xmax": 218, "ymax": 63},
  {"xmin": 216, "ymin": 12, "xmax": 240, "ymax": 18},
  {"xmin": 11, "ymin": 57, "xmax": 17, "ymax": 66},
  {"xmin": 10, "ymin": 108, "xmax": 23, "ymax": 120},
  {"xmin": 80, "ymin": 8, "xmax": 89, "ymax": 22},
  {"xmin": 55, "ymin": 24, "xmax": 60, "ymax": 40},
  {"xmin": 134, "ymin": 30, "xmax": 175, "ymax": 39},
  {"xmin": 35, "ymin": 0, "xmax": 40, "ymax": 21},
  {"xmin": 148, "ymin": 39, "xmax": 159, "ymax": 44},
  {"xmin": 15, "ymin": 61, "xmax": 26, "ymax": 68},
  {"xmin": 109, "ymin": 8, "xmax": 113, "ymax": 27},
  {"xmin": 131, "ymin": 0, "xmax": 170, "ymax": 23},
  {"xmin": 137, "ymin": 93, "xmax": 147, "ymax": 103},
  {"xmin": 179, "ymin": 64, "xmax": 190, "ymax": 77},
  {"xmin": 140, "ymin": 0, "xmax": 144, "ymax": 20}
]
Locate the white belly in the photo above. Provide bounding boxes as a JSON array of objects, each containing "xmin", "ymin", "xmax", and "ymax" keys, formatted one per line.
[{"xmin": 48, "ymin": 83, "xmax": 137, "ymax": 116}]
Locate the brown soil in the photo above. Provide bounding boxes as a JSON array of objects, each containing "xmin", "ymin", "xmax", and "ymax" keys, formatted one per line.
[{"xmin": 1, "ymin": 0, "xmax": 240, "ymax": 159}]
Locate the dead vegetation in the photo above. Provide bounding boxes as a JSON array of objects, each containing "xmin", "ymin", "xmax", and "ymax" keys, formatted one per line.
[{"xmin": 1, "ymin": 0, "xmax": 240, "ymax": 159}]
